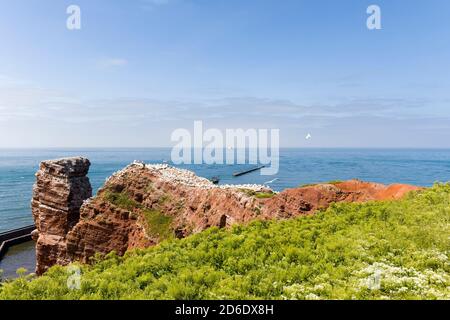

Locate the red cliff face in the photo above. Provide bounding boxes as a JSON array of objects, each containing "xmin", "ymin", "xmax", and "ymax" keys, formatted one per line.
[
  {"xmin": 260, "ymin": 180, "xmax": 421, "ymax": 218},
  {"xmin": 31, "ymin": 157, "xmax": 92, "ymax": 275},
  {"xmin": 65, "ymin": 163, "xmax": 266, "ymax": 264},
  {"xmin": 31, "ymin": 159, "xmax": 421, "ymax": 274}
]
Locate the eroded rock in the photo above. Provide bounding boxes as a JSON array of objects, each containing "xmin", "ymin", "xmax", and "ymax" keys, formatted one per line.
[
  {"xmin": 31, "ymin": 157, "xmax": 92, "ymax": 275},
  {"xmin": 260, "ymin": 180, "xmax": 421, "ymax": 218}
]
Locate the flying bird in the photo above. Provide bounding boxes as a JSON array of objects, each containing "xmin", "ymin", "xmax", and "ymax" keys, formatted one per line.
[{"xmin": 264, "ymin": 178, "xmax": 279, "ymax": 184}]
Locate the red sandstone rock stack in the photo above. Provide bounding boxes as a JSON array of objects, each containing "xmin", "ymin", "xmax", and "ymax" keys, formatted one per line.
[
  {"xmin": 31, "ymin": 159, "xmax": 421, "ymax": 274},
  {"xmin": 31, "ymin": 157, "xmax": 92, "ymax": 275}
]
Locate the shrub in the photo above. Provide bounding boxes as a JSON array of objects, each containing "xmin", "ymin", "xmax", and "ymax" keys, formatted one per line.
[{"xmin": 1, "ymin": 184, "xmax": 449, "ymax": 300}]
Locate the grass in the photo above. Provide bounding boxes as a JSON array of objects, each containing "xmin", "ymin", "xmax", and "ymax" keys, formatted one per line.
[
  {"xmin": 143, "ymin": 209, "xmax": 173, "ymax": 241},
  {"xmin": 299, "ymin": 180, "xmax": 343, "ymax": 188},
  {"xmin": 1, "ymin": 184, "xmax": 449, "ymax": 300},
  {"xmin": 103, "ymin": 191, "xmax": 141, "ymax": 211},
  {"xmin": 239, "ymin": 189, "xmax": 275, "ymax": 199},
  {"xmin": 327, "ymin": 180, "xmax": 343, "ymax": 185},
  {"xmin": 255, "ymin": 192, "xmax": 276, "ymax": 199},
  {"xmin": 103, "ymin": 191, "xmax": 173, "ymax": 240}
]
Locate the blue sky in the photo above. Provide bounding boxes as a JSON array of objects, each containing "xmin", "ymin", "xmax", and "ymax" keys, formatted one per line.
[{"xmin": 0, "ymin": 0, "xmax": 449, "ymax": 147}]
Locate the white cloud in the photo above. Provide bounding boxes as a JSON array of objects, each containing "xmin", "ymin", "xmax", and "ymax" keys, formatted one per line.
[
  {"xmin": 1, "ymin": 78, "xmax": 449, "ymax": 147},
  {"xmin": 0, "ymin": 80, "xmax": 438, "ymax": 125}
]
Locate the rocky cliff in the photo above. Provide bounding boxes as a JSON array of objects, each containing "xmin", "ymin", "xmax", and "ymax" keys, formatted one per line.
[
  {"xmin": 261, "ymin": 180, "xmax": 422, "ymax": 218},
  {"xmin": 31, "ymin": 159, "xmax": 421, "ymax": 274},
  {"xmin": 31, "ymin": 157, "xmax": 92, "ymax": 275}
]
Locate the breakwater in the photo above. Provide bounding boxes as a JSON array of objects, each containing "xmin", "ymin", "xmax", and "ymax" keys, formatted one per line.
[
  {"xmin": 0, "ymin": 225, "xmax": 35, "ymax": 261},
  {"xmin": 233, "ymin": 165, "xmax": 266, "ymax": 177}
]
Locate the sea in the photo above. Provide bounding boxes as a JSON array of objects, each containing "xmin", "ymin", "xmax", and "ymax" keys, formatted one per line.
[{"xmin": 1, "ymin": 148, "xmax": 450, "ymax": 278}]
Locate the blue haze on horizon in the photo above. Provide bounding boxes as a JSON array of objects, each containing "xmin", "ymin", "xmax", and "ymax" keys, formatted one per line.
[{"xmin": 0, "ymin": 0, "xmax": 450, "ymax": 148}]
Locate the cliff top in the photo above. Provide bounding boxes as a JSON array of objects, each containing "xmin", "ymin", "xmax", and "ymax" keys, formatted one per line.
[{"xmin": 38, "ymin": 157, "xmax": 91, "ymax": 178}]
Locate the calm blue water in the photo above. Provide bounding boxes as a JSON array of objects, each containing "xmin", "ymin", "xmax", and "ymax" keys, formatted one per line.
[{"xmin": 1, "ymin": 148, "xmax": 450, "ymax": 233}]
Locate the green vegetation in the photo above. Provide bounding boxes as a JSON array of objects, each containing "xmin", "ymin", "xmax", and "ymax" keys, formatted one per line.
[
  {"xmin": 143, "ymin": 209, "xmax": 173, "ymax": 240},
  {"xmin": 239, "ymin": 189, "xmax": 275, "ymax": 199},
  {"xmin": 255, "ymin": 192, "xmax": 276, "ymax": 199},
  {"xmin": 299, "ymin": 180, "xmax": 343, "ymax": 188},
  {"xmin": 327, "ymin": 180, "xmax": 343, "ymax": 185},
  {"xmin": 1, "ymin": 184, "xmax": 449, "ymax": 300},
  {"xmin": 103, "ymin": 191, "xmax": 141, "ymax": 211},
  {"xmin": 104, "ymin": 190, "xmax": 174, "ymax": 240}
]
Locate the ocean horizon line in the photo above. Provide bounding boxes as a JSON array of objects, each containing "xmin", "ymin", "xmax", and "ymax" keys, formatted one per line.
[{"xmin": 2, "ymin": 147, "xmax": 450, "ymax": 151}]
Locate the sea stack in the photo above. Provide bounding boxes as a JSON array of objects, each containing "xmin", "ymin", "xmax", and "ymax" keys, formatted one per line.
[{"xmin": 31, "ymin": 157, "xmax": 92, "ymax": 275}]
